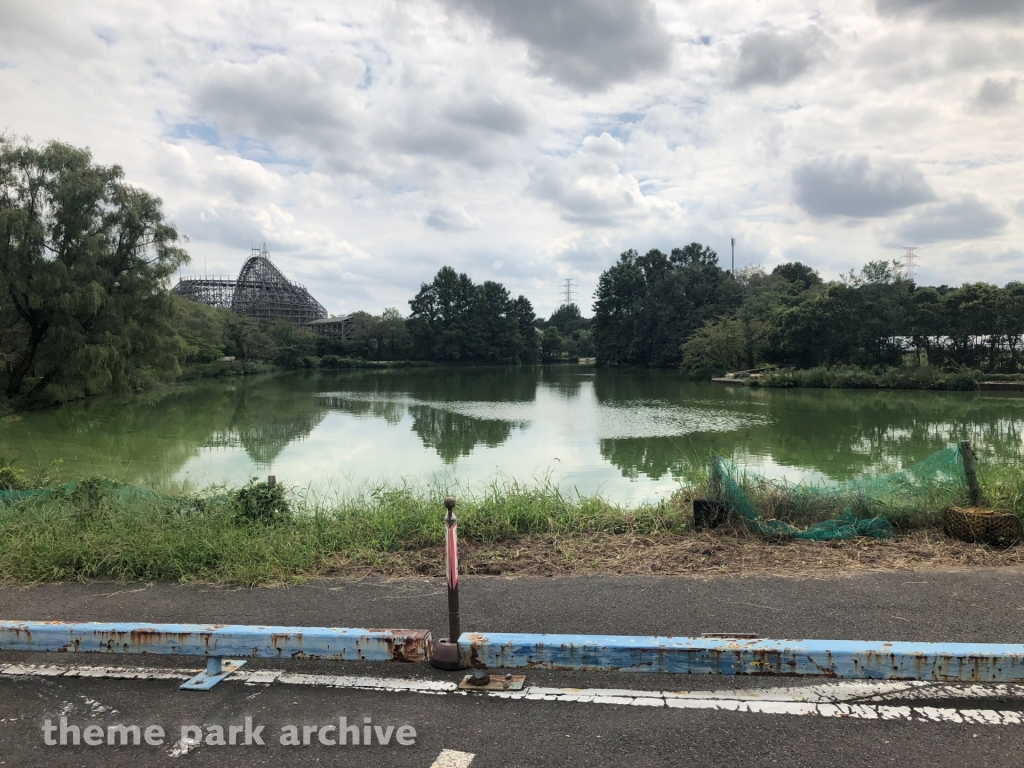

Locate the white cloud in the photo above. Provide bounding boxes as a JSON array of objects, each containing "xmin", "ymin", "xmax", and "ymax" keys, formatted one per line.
[
  {"xmin": 191, "ymin": 55, "xmax": 352, "ymax": 148},
  {"xmin": 1, "ymin": 0, "xmax": 1022, "ymax": 315},
  {"xmin": 582, "ymin": 132, "xmax": 625, "ymax": 156},
  {"xmin": 527, "ymin": 151, "xmax": 680, "ymax": 226},
  {"xmin": 425, "ymin": 203, "xmax": 479, "ymax": 231}
]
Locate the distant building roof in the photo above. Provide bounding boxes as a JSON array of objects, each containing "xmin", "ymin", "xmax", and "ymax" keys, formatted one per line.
[{"xmin": 306, "ymin": 314, "xmax": 353, "ymax": 326}]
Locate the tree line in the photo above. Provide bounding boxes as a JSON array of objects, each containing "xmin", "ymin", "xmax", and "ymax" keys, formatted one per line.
[
  {"xmin": 0, "ymin": 139, "xmax": 565, "ymax": 408},
  {"xmin": 5, "ymin": 138, "xmax": 1022, "ymax": 410},
  {"xmin": 676, "ymin": 260, "xmax": 1024, "ymax": 374},
  {"xmin": 591, "ymin": 244, "xmax": 1024, "ymax": 374}
]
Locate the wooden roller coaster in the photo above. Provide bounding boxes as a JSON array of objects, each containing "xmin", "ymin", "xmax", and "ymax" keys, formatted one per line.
[{"xmin": 172, "ymin": 245, "xmax": 328, "ymax": 326}]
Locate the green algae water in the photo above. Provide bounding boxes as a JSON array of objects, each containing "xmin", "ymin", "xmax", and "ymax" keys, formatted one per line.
[{"xmin": 2, "ymin": 367, "xmax": 1022, "ymax": 503}]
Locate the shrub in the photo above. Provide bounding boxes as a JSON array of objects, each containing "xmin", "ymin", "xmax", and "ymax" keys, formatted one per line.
[{"xmin": 232, "ymin": 478, "xmax": 292, "ymax": 525}]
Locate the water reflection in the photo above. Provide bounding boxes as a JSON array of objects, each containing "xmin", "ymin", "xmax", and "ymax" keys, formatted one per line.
[
  {"xmin": 408, "ymin": 406, "xmax": 514, "ymax": 462},
  {"xmin": 207, "ymin": 383, "xmax": 329, "ymax": 466},
  {"xmin": 596, "ymin": 382, "xmax": 1024, "ymax": 482},
  {"xmin": 319, "ymin": 392, "xmax": 522, "ymax": 462},
  {"xmin": 1, "ymin": 366, "xmax": 1022, "ymax": 501}
]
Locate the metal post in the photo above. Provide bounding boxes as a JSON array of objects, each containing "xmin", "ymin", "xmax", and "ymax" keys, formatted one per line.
[
  {"xmin": 206, "ymin": 656, "xmax": 222, "ymax": 676},
  {"xmin": 731, "ymin": 237, "xmax": 735, "ymax": 274},
  {"xmin": 431, "ymin": 496, "xmax": 469, "ymax": 670},
  {"xmin": 445, "ymin": 497, "xmax": 460, "ymax": 643},
  {"xmin": 960, "ymin": 441, "xmax": 981, "ymax": 506}
]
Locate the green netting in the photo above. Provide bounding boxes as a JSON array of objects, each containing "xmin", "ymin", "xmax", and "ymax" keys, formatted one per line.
[{"xmin": 710, "ymin": 445, "xmax": 969, "ymax": 540}]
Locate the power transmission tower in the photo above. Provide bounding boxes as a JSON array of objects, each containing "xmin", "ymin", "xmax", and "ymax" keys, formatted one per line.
[
  {"xmin": 561, "ymin": 278, "xmax": 577, "ymax": 305},
  {"xmin": 902, "ymin": 247, "xmax": 919, "ymax": 282}
]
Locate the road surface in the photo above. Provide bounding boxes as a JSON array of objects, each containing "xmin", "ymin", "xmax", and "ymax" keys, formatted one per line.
[{"xmin": 2, "ymin": 569, "xmax": 1023, "ymax": 767}]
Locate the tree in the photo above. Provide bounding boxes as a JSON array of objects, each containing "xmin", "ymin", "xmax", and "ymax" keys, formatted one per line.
[
  {"xmin": 468, "ymin": 280, "xmax": 520, "ymax": 362},
  {"xmin": 541, "ymin": 326, "xmax": 563, "ymax": 361},
  {"xmin": 593, "ymin": 243, "xmax": 741, "ymax": 367},
  {"xmin": 407, "ymin": 266, "xmax": 475, "ymax": 361},
  {"xmin": 593, "ymin": 249, "xmax": 645, "ymax": 365},
  {"xmin": 170, "ymin": 295, "xmax": 231, "ymax": 364},
  {"xmin": 512, "ymin": 296, "xmax": 541, "ymax": 364},
  {"xmin": 860, "ymin": 259, "xmax": 906, "ymax": 286},
  {"xmin": 379, "ymin": 307, "xmax": 411, "ymax": 359},
  {"xmin": 1, "ymin": 138, "xmax": 188, "ymax": 402},
  {"xmin": 547, "ymin": 303, "xmax": 590, "ymax": 334},
  {"xmin": 407, "ymin": 266, "xmax": 538, "ymax": 364},
  {"xmin": 771, "ymin": 262, "xmax": 821, "ymax": 290},
  {"xmin": 680, "ymin": 317, "xmax": 769, "ymax": 372}
]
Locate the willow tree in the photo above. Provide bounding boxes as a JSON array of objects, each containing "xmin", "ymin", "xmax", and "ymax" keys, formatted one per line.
[{"xmin": 1, "ymin": 138, "xmax": 189, "ymax": 402}]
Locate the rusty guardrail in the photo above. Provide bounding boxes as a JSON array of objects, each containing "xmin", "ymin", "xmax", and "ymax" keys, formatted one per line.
[
  {"xmin": 0, "ymin": 621, "xmax": 431, "ymax": 690},
  {"xmin": 458, "ymin": 632, "xmax": 1024, "ymax": 683}
]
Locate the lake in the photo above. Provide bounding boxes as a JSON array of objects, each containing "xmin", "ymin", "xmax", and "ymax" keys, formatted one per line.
[{"xmin": 2, "ymin": 367, "xmax": 1022, "ymax": 503}]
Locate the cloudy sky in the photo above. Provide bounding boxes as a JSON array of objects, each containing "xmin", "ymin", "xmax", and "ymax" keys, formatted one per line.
[{"xmin": 2, "ymin": 0, "xmax": 1022, "ymax": 316}]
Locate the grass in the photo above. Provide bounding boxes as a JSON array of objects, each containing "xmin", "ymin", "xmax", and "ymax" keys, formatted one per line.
[
  {"xmin": 1, "ymin": 465, "xmax": 1021, "ymax": 586},
  {"xmin": 755, "ymin": 365, "xmax": 984, "ymax": 391},
  {"xmin": 0, "ymin": 479, "xmax": 691, "ymax": 585}
]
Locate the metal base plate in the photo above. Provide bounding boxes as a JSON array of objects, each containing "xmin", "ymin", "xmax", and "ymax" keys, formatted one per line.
[
  {"xmin": 430, "ymin": 639, "xmax": 469, "ymax": 670},
  {"xmin": 458, "ymin": 673, "xmax": 526, "ymax": 692},
  {"xmin": 180, "ymin": 660, "xmax": 246, "ymax": 691}
]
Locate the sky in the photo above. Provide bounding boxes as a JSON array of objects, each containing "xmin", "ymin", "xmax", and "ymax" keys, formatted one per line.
[{"xmin": 2, "ymin": 0, "xmax": 1022, "ymax": 317}]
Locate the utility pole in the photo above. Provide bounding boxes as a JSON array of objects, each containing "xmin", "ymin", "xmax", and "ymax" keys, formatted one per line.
[
  {"xmin": 902, "ymin": 247, "xmax": 919, "ymax": 282},
  {"xmin": 731, "ymin": 238, "xmax": 735, "ymax": 274}
]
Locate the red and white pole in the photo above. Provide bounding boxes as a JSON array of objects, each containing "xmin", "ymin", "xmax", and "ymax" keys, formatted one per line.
[{"xmin": 444, "ymin": 496, "xmax": 460, "ymax": 643}]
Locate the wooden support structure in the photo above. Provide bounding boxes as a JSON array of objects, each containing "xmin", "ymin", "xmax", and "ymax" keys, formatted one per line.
[
  {"xmin": 172, "ymin": 245, "xmax": 327, "ymax": 326},
  {"xmin": 960, "ymin": 440, "xmax": 981, "ymax": 506}
]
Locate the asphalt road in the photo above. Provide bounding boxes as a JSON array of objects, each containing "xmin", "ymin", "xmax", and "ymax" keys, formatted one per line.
[{"xmin": 2, "ymin": 569, "xmax": 1024, "ymax": 767}]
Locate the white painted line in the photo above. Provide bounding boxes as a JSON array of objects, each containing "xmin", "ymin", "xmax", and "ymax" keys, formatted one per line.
[
  {"xmin": 3, "ymin": 663, "xmax": 1024, "ymax": 726},
  {"xmin": 430, "ymin": 749, "xmax": 475, "ymax": 768},
  {"xmin": 243, "ymin": 669, "xmax": 282, "ymax": 685},
  {"xmin": 62, "ymin": 665, "xmax": 194, "ymax": 681}
]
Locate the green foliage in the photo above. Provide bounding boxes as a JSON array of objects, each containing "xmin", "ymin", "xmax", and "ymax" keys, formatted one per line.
[
  {"xmin": 757, "ymin": 366, "xmax": 981, "ymax": 391},
  {"xmin": 680, "ymin": 317, "xmax": 770, "ymax": 373},
  {"xmin": 407, "ymin": 266, "xmax": 540, "ymax": 364},
  {"xmin": 0, "ymin": 138, "xmax": 189, "ymax": 404},
  {"xmin": 546, "ymin": 303, "xmax": 591, "ymax": 334},
  {"xmin": 675, "ymin": 251, "xmax": 1024, "ymax": 376},
  {"xmin": 0, "ymin": 463, "xmax": 1019, "ymax": 583},
  {"xmin": 171, "ymin": 296, "xmax": 233, "ymax": 364},
  {"xmin": 771, "ymin": 261, "xmax": 821, "ymax": 290},
  {"xmin": 0, "ymin": 457, "xmax": 29, "ymax": 491},
  {"xmin": 541, "ymin": 326, "xmax": 563, "ymax": 361},
  {"xmin": 0, "ymin": 455, "xmax": 61, "ymax": 492},
  {"xmin": 594, "ymin": 244, "xmax": 742, "ymax": 367},
  {"xmin": 232, "ymin": 478, "xmax": 292, "ymax": 526}
]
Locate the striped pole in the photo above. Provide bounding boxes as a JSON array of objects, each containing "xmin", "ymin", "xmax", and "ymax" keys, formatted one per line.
[{"xmin": 444, "ymin": 496, "xmax": 460, "ymax": 643}]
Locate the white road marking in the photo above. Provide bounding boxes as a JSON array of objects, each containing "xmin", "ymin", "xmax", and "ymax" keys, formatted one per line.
[
  {"xmin": 4, "ymin": 662, "xmax": 1024, "ymax": 726},
  {"xmin": 430, "ymin": 749, "xmax": 475, "ymax": 768}
]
